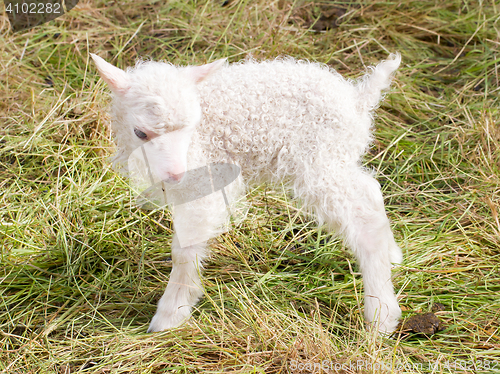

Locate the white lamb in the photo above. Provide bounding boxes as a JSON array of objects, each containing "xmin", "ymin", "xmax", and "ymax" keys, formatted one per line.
[{"xmin": 91, "ymin": 52, "xmax": 403, "ymax": 333}]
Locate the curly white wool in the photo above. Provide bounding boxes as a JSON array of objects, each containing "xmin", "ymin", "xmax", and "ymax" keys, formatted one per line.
[{"xmin": 201, "ymin": 61, "xmax": 354, "ymax": 167}]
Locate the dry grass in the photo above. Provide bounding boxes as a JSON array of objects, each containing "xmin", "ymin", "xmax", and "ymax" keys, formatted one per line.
[{"xmin": 0, "ymin": 0, "xmax": 499, "ymax": 373}]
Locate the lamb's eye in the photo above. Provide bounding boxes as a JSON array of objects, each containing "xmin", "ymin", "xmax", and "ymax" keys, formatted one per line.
[{"xmin": 134, "ymin": 128, "xmax": 148, "ymax": 140}]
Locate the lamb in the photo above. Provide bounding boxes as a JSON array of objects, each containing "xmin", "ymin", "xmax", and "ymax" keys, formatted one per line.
[{"xmin": 91, "ymin": 52, "xmax": 403, "ymax": 333}]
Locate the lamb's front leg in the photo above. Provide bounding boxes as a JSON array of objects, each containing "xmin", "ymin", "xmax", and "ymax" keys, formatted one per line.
[
  {"xmin": 148, "ymin": 235, "xmax": 207, "ymax": 332},
  {"xmin": 147, "ymin": 171, "xmax": 240, "ymax": 332}
]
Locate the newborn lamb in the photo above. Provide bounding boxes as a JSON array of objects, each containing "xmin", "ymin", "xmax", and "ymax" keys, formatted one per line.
[{"xmin": 91, "ymin": 52, "xmax": 403, "ymax": 333}]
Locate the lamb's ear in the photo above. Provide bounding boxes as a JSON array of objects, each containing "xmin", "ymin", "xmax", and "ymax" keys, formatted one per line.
[
  {"xmin": 90, "ymin": 53, "xmax": 130, "ymax": 94},
  {"xmin": 188, "ymin": 59, "xmax": 227, "ymax": 84}
]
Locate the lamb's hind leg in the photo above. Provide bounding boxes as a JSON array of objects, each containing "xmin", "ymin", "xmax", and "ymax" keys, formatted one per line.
[
  {"xmin": 343, "ymin": 172, "xmax": 402, "ymax": 332},
  {"xmin": 349, "ymin": 209, "xmax": 402, "ymax": 333},
  {"xmin": 301, "ymin": 170, "xmax": 402, "ymax": 333}
]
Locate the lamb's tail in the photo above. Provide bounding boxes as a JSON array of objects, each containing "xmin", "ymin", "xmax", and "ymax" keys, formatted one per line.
[{"xmin": 356, "ymin": 53, "xmax": 401, "ymax": 111}]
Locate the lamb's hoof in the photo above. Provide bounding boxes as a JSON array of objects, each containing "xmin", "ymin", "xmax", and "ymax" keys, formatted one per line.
[
  {"xmin": 376, "ymin": 316, "xmax": 401, "ymax": 335},
  {"xmin": 366, "ymin": 318, "xmax": 400, "ymax": 336},
  {"xmin": 365, "ymin": 301, "xmax": 402, "ymax": 335},
  {"xmin": 365, "ymin": 296, "xmax": 402, "ymax": 335},
  {"xmin": 147, "ymin": 311, "xmax": 189, "ymax": 333}
]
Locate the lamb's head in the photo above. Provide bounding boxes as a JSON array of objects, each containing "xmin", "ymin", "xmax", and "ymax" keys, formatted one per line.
[{"xmin": 91, "ymin": 54, "xmax": 225, "ymax": 183}]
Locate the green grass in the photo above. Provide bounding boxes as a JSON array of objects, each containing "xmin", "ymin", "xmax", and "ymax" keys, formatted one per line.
[{"xmin": 1, "ymin": 0, "xmax": 499, "ymax": 372}]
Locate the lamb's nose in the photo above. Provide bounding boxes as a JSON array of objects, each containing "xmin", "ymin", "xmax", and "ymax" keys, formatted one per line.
[{"xmin": 165, "ymin": 171, "xmax": 184, "ymax": 184}]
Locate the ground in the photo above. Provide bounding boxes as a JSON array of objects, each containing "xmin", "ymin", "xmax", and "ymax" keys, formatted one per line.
[{"xmin": 0, "ymin": 1, "xmax": 499, "ymax": 373}]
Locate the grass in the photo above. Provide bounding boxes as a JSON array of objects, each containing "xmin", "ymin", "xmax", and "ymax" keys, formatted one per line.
[{"xmin": 0, "ymin": 0, "xmax": 499, "ymax": 372}]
